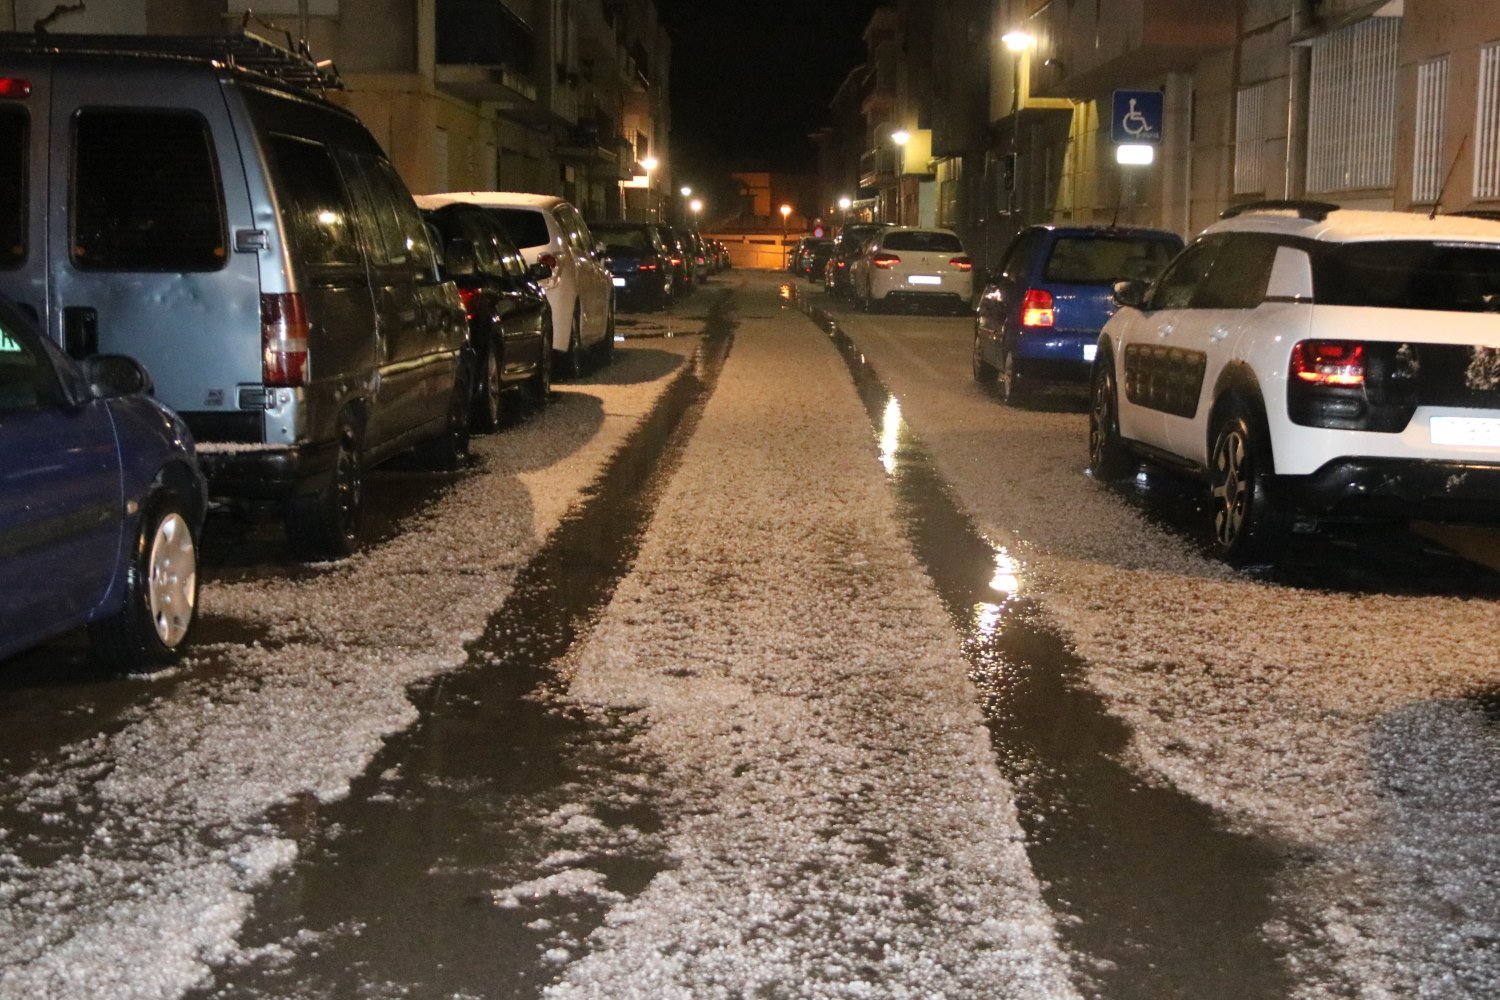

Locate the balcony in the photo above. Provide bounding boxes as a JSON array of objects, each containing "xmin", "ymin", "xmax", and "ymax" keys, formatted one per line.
[
  {"xmin": 859, "ymin": 147, "xmax": 896, "ymax": 189},
  {"xmin": 435, "ymin": 0, "xmax": 539, "ymax": 106},
  {"xmin": 1039, "ymin": 0, "xmax": 1237, "ymax": 98}
]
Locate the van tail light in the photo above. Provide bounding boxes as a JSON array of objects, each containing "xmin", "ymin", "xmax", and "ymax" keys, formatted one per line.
[
  {"xmin": 0, "ymin": 78, "xmax": 31, "ymax": 99},
  {"xmin": 261, "ymin": 292, "xmax": 310, "ymax": 387},
  {"xmin": 949, "ymin": 256, "xmax": 974, "ymax": 271},
  {"xmin": 538, "ymin": 252, "xmax": 560, "ymax": 272},
  {"xmin": 835, "ymin": 260, "xmax": 847, "ymax": 270},
  {"xmin": 456, "ymin": 286, "xmax": 481, "ymax": 321},
  {"xmin": 1020, "ymin": 289, "xmax": 1055, "ymax": 328},
  {"xmin": 871, "ymin": 252, "xmax": 901, "ymax": 269},
  {"xmin": 1290, "ymin": 340, "xmax": 1365, "ymax": 387}
]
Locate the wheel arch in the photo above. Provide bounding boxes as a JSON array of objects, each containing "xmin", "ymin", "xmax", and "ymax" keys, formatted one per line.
[{"xmin": 1207, "ymin": 363, "xmax": 1272, "ymax": 469}]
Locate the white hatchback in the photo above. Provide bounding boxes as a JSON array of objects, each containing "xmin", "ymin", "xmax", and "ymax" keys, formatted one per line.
[
  {"xmin": 1090, "ymin": 200, "xmax": 1500, "ymax": 564},
  {"xmin": 418, "ymin": 192, "xmax": 615, "ymax": 378},
  {"xmin": 851, "ymin": 227, "xmax": 974, "ymax": 314}
]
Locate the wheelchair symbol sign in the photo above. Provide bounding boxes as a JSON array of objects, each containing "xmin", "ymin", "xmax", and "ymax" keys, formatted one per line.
[{"xmin": 1111, "ymin": 90, "xmax": 1163, "ymax": 145}]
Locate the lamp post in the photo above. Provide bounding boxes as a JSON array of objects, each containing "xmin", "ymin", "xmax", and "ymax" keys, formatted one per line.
[
  {"xmin": 1000, "ymin": 31, "xmax": 1035, "ymax": 219},
  {"xmin": 889, "ymin": 129, "xmax": 910, "ymax": 224},
  {"xmin": 779, "ymin": 203, "xmax": 792, "ymax": 269},
  {"xmin": 641, "ymin": 155, "xmax": 659, "ymax": 221}
]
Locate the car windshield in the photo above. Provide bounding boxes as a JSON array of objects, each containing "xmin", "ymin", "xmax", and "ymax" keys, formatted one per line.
[
  {"xmin": 482, "ymin": 207, "xmax": 552, "ymax": 250},
  {"xmin": 1314, "ymin": 241, "xmax": 1500, "ymax": 312},
  {"xmin": 594, "ymin": 227, "xmax": 651, "ymax": 252},
  {"xmin": 883, "ymin": 231, "xmax": 963, "ymax": 253},
  {"xmin": 1043, "ymin": 236, "xmax": 1178, "ymax": 284}
]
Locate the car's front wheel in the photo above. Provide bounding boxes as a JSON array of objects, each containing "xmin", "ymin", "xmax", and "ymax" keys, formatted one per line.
[
  {"xmin": 472, "ymin": 331, "xmax": 503, "ymax": 433},
  {"xmin": 1088, "ymin": 358, "xmax": 1132, "ymax": 480},
  {"xmin": 1208, "ymin": 399, "xmax": 1290, "ymax": 565},
  {"xmin": 89, "ymin": 489, "xmax": 198, "ymax": 673}
]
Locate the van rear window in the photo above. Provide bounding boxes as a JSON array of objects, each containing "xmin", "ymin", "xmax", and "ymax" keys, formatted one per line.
[
  {"xmin": 71, "ymin": 110, "xmax": 226, "ymax": 271},
  {"xmin": 0, "ymin": 109, "xmax": 25, "ymax": 269},
  {"xmin": 481, "ymin": 208, "xmax": 551, "ymax": 251}
]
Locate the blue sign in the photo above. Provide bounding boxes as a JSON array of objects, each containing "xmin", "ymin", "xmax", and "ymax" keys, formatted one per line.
[{"xmin": 1111, "ymin": 90, "xmax": 1164, "ymax": 145}]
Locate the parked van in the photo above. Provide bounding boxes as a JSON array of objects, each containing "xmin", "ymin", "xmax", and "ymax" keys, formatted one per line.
[{"xmin": 0, "ymin": 31, "xmax": 472, "ymax": 559}]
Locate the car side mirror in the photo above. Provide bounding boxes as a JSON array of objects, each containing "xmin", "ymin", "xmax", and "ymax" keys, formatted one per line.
[
  {"xmin": 1113, "ymin": 279, "xmax": 1150, "ymax": 310},
  {"xmin": 527, "ymin": 261, "xmax": 554, "ymax": 282},
  {"xmin": 85, "ymin": 354, "xmax": 152, "ymax": 399},
  {"xmin": 444, "ymin": 239, "xmax": 478, "ymax": 278}
]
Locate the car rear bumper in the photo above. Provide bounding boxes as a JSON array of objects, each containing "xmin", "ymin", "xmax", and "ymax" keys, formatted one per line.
[
  {"xmin": 1269, "ymin": 457, "xmax": 1500, "ymax": 521},
  {"xmin": 196, "ymin": 440, "xmax": 340, "ymax": 500}
]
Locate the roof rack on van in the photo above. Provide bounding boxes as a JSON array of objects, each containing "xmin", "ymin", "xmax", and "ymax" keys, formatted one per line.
[
  {"xmin": 0, "ymin": 25, "xmax": 343, "ymax": 93},
  {"xmin": 1219, "ymin": 199, "xmax": 1340, "ymax": 222}
]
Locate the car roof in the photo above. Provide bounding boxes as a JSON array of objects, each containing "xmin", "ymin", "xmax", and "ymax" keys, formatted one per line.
[
  {"xmin": 419, "ymin": 191, "xmax": 567, "ymax": 212},
  {"xmin": 1205, "ymin": 206, "xmax": 1500, "ymax": 245},
  {"xmin": 881, "ymin": 226, "xmax": 962, "ymax": 237},
  {"xmin": 1031, "ymin": 224, "xmax": 1182, "ymax": 240}
]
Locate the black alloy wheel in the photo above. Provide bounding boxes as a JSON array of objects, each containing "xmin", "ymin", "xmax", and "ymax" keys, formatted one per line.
[
  {"xmin": 1087, "ymin": 360, "xmax": 1132, "ymax": 481},
  {"xmin": 1208, "ymin": 399, "xmax": 1289, "ymax": 566}
]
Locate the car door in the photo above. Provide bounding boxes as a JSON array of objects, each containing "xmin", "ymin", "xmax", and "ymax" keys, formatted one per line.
[
  {"xmin": 1164, "ymin": 234, "xmax": 1280, "ymax": 462},
  {"xmin": 48, "ymin": 75, "xmax": 263, "ymax": 425},
  {"xmin": 563, "ymin": 205, "xmax": 609, "ymax": 344},
  {"xmin": 1115, "ymin": 238, "xmax": 1221, "ymax": 453},
  {"xmin": 0, "ymin": 311, "xmax": 121, "ymax": 651}
]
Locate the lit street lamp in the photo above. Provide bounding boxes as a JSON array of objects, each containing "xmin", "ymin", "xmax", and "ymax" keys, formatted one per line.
[
  {"xmin": 1000, "ymin": 30, "xmax": 1035, "ymax": 218},
  {"xmin": 680, "ymin": 185, "xmax": 692, "ymax": 198}
]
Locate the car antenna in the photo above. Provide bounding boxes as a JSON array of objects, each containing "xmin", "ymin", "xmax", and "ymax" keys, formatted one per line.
[{"xmin": 1429, "ymin": 134, "xmax": 1469, "ymax": 221}]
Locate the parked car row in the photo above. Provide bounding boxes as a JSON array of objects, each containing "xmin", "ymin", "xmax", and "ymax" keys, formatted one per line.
[
  {"xmin": 0, "ymin": 32, "xmax": 616, "ymax": 673},
  {"xmin": 586, "ymin": 221, "xmax": 726, "ymax": 311}
]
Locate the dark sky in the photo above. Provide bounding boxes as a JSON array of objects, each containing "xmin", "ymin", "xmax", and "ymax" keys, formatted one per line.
[{"xmin": 654, "ymin": 0, "xmax": 883, "ymax": 178}]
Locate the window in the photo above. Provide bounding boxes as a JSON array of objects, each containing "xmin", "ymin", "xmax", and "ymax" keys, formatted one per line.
[
  {"xmin": 0, "ymin": 318, "xmax": 59, "ymax": 411},
  {"xmin": 1475, "ymin": 43, "xmax": 1500, "ymax": 199},
  {"xmin": 370, "ymin": 158, "xmax": 435, "ymax": 277},
  {"xmin": 1043, "ymin": 237, "xmax": 1178, "ymax": 285},
  {"xmin": 1313, "ymin": 241, "xmax": 1500, "ymax": 312},
  {"xmin": 484, "ymin": 207, "xmax": 551, "ymax": 250},
  {"xmin": 1195, "ymin": 235, "xmax": 1278, "ymax": 309},
  {"xmin": 1151, "ymin": 240, "xmax": 1219, "ymax": 310},
  {"xmin": 1412, "ymin": 57, "xmax": 1448, "ymax": 204},
  {"xmin": 267, "ymin": 135, "xmax": 360, "ymax": 271},
  {"xmin": 1234, "ymin": 83, "xmax": 1267, "ymax": 195},
  {"xmin": 1306, "ymin": 16, "xmax": 1400, "ymax": 193},
  {"xmin": 72, "ymin": 110, "xmax": 226, "ymax": 271},
  {"xmin": 882, "ymin": 230, "xmax": 964, "ymax": 253},
  {"xmin": 0, "ymin": 109, "xmax": 25, "ymax": 269}
]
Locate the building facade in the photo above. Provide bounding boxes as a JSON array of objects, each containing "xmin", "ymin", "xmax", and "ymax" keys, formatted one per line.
[
  {"xmin": 817, "ymin": 0, "xmax": 1500, "ymax": 271},
  {"xmin": 1, "ymin": 0, "xmax": 671, "ymax": 219}
]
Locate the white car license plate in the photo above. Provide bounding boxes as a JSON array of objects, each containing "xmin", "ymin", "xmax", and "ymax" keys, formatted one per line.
[
  {"xmin": 1082, "ymin": 343, "xmax": 1098, "ymax": 362},
  {"xmin": 1430, "ymin": 416, "xmax": 1500, "ymax": 447},
  {"xmin": 908, "ymin": 275, "xmax": 941, "ymax": 286},
  {"xmin": 612, "ymin": 277, "xmax": 627, "ymax": 287}
]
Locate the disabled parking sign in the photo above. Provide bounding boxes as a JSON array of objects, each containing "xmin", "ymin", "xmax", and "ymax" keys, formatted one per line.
[{"xmin": 1111, "ymin": 90, "xmax": 1164, "ymax": 145}]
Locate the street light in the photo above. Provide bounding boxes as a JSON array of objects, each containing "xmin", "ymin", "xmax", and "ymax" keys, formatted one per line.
[
  {"xmin": 779, "ymin": 203, "xmax": 792, "ymax": 268},
  {"xmin": 689, "ymin": 198, "xmax": 703, "ymax": 224},
  {"xmin": 1001, "ymin": 30, "xmax": 1036, "ymax": 219},
  {"xmin": 641, "ymin": 156, "xmax": 659, "ymax": 221},
  {"xmin": 680, "ymin": 185, "xmax": 692, "ymax": 198}
]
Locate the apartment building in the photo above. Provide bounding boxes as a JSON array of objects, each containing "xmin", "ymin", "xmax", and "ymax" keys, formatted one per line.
[
  {"xmin": 1, "ymin": 0, "xmax": 671, "ymax": 219},
  {"xmin": 819, "ymin": 0, "xmax": 1500, "ymax": 270}
]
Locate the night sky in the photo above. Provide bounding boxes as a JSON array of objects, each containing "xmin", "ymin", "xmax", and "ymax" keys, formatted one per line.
[{"xmin": 654, "ymin": 0, "xmax": 884, "ymax": 180}]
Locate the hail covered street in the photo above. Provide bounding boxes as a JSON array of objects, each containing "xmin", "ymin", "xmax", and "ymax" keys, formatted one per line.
[{"xmin": 2, "ymin": 269, "xmax": 1499, "ymax": 999}]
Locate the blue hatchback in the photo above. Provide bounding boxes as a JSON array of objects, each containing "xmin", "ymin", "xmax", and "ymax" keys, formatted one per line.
[
  {"xmin": 974, "ymin": 225, "xmax": 1183, "ymax": 404},
  {"xmin": 0, "ymin": 297, "xmax": 206, "ymax": 672}
]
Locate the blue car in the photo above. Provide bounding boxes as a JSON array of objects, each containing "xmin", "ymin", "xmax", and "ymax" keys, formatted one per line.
[
  {"xmin": 973, "ymin": 225, "xmax": 1183, "ymax": 404},
  {"xmin": 0, "ymin": 297, "xmax": 206, "ymax": 672}
]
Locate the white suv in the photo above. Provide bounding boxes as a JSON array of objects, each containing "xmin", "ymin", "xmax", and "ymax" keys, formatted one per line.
[
  {"xmin": 420, "ymin": 192, "xmax": 614, "ymax": 378},
  {"xmin": 1089, "ymin": 200, "xmax": 1500, "ymax": 564}
]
